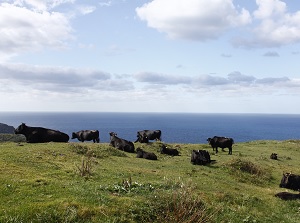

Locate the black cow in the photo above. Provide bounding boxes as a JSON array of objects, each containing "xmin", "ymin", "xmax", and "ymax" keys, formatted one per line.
[
  {"xmin": 279, "ymin": 173, "xmax": 300, "ymax": 191},
  {"xmin": 135, "ymin": 132, "xmax": 149, "ymax": 143},
  {"xmin": 136, "ymin": 148, "xmax": 157, "ymax": 160},
  {"xmin": 14, "ymin": 123, "xmax": 69, "ymax": 143},
  {"xmin": 135, "ymin": 130, "xmax": 161, "ymax": 143},
  {"xmin": 191, "ymin": 150, "xmax": 211, "ymax": 165},
  {"xmin": 160, "ymin": 144, "xmax": 179, "ymax": 156},
  {"xmin": 207, "ymin": 136, "xmax": 234, "ymax": 155},
  {"xmin": 72, "ymin": 130, "xmax": 100, "ymax": 143},
  {"xmin": 275, "ymin": 192, "xmax": 300, "ymax": 200},
  {"xmin": 270, "ymin": 153, "xmax": 278, "ymax": 160},
  {"xmin": 109, "ymin": 132, "xmax": 135, "ymax": 153}
]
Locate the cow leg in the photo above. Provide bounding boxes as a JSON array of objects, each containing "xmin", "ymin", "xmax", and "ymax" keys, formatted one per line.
[
  {"xmin": 228, "ymin": 147, "xmax": 232, "ymax": 155},
  {"xmin": 215, "ymin": 147, "xmax": 218, "ymax": 153},
  {"xmin": 96, "ymin": 138, "xmax": 100, "ymax": 143}
]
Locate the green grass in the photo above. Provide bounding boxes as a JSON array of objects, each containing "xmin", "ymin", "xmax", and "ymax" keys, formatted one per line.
[{"xmin": 0, "ymin": 137, "xmax": 300, "ymax": 222}]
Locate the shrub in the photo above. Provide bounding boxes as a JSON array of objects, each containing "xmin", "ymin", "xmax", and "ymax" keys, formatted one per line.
[
  {"xmin": 224, "ymin": 158, "xmax": 272, "ymax": 184},
  {"xmin": 69, "ymin": 143, "xmax": 89, "ymax": 155},
  {"xmin": 0, "ymin": 134, "xmax": 26, "ymax": 142}
]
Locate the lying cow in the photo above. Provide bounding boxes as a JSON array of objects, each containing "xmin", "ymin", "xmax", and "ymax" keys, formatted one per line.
[
  {"xmin": 136, "ymin": 148, "xmax": 157, "ymax": 160},
  {"xmin": 270, "ymin": 153, "xmax": 278, "ymax": 160},
  {"xmin": 191, "ymin": 150, "xmax": 211, "ymax": 165},
  {"xmin": 109, "ymin": 132, "xmax": 135, "ymax": 153},
  {"xmin": 279, "ymin": 173, "xmax": 300, "ymax": 191},
  {"xmin": 72, "ymin": 130, "xmax": 100, "ymax": 143},
  {"xmin": 14, "ymin": 123, "xmax": 69, "ymax": 143},
  {"xmin": 135, "ymin": 130, "xmax": 161, "ymax": 143},
  {"xmin": 275, "ymin": 192, "xmax": 300, "ymax": 200},
  {"xmin": 207, "ymin": 136, "xmax": 234, "ymax": 155},
  {"xmin": 160, "ymin": 144, "xmax": 179, "ymax": 156}
]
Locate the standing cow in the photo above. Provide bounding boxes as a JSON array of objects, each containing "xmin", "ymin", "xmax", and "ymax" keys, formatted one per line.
[
  {"xmin": 72, "ymin": 130, "xmax": 100, "ymax": 143},
  {"xmin": 135, "ymin": 130, "xmax": 161, "ymax": 143},
  {"xmin": 109, "ymin": 132, "xmax": 135, "ymax": 153},
  {"xmin": 15, "ymin": 123, "xmax": 69, "ymax": 143},
  {"xmin": 207, "ymin": 136, "xmax": 234, "ymax": 155},
  {"xmin": 279, "ymin": 173, "xmax": 300, "ymax": 191}
]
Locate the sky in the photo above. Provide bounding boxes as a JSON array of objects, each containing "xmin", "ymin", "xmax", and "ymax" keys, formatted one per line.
[{"xmin": 1, "ymin": 0, "xmax": 300, "ymax": 114}]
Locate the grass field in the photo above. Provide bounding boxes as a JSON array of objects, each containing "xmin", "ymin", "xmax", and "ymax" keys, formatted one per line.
[{"xmin": 0, "ymin": 135, "xmax": 300, "ymax": 222}]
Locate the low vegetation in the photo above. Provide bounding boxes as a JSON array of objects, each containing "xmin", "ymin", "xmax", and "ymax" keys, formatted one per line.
[{"xmin": 0, "ymin": 135, "xmax": 300, "ymax": 222}]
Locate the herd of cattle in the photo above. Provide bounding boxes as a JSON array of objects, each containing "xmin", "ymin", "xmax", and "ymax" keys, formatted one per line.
[{"xmin": 14, "ymin": 123, "xmax": 300, "ymax": 199}]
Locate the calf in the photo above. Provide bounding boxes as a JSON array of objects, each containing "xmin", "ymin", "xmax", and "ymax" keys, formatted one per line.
[
  {"xmin": 15, "ymin": 123, "xmax": 69, "ymax": 143},
  {"xmin": 72, "ymin": 130, "xmax": 100, "ymax": 143},
  {"xmin": 136, "ymin": 148, "xmax": 157, "ymax": 160},
  {"xmin": 160, "ymin": 144, "xmax": 179, "ymax": 156},
  {"xmin": 109, "ymin": 132, "xmax": 135, "ymax": 153},
  {"xmin": 207, "ymin": 136, "xmax": 234, "ymax": 155},
  {"xmin": 191, "ymin": 150, "xmax": 211, "ymax": 165},
  {"xmin": 279, "ymin": 173, "xmax": 300, "ymax": 191}
]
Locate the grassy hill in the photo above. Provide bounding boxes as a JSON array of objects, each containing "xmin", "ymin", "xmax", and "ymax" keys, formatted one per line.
[{"xmin": 0, "ymin": 136, "xmax": 300, "ymax": 222}]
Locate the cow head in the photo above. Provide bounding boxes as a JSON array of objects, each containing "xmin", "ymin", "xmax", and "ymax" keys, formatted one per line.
[
  {"xmin": 15, "ymin": 123, "xmax": 27, "ymax": 134},
  {"xmin": 207, "ymin": 138, "xmax": 212, "ymax": 144},
  {"xmin": 109, "ymin": 132, "xmax": 117, "ymax": 137},
  {"xmin": 280, "ymin": 173, "xmax": 291, "ymax": 188},
  {"xmin": 71, "ymin": 132, "xmax": 77, "ymax": 139}
]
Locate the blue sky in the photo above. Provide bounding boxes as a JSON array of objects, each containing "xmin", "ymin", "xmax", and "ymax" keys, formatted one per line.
[{"xmin": 1, "ymin": 0, "xmax": 300, "ymax": 113}]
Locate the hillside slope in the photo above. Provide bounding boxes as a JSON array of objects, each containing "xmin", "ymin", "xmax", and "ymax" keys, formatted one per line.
[
  {"xmin": 0, "ymin": 140, "xmax": 299, "ymax": 222},
  {"xmin": 0, "ymin": 123, "xmax": 15, "ymax": 134}
]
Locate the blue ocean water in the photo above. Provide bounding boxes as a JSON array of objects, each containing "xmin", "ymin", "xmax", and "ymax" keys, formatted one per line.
[{"xmin": 0, "ymin": 112, "xmax": 300, "ymax": 143}]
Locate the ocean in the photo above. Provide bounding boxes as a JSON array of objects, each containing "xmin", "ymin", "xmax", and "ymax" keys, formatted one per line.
[{"xmin": 1, "ymin": 112, "xmax": 300, "ymax": 143}]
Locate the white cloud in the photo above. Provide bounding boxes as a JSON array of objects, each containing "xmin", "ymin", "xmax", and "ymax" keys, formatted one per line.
[
  {"xmin": 136, "ymin": 0, "xmax": 300, "ymax": 48},
  {"xmin": 235, "ymin": 0, "xmax": 300, "ymax": 48},
  {"xmin": 0, "ymin": 0, "xmax": 97, "ymax": 61},
  {"xmin": 99, "ymin": 1, "xmax": 112, "ymax": 7},
  {"xmin": 0, "ymin": 2, "xmax": 74, "ymax": 60},
  {"xmin": 75, "ymin": 5, "xmax": 96, "ymax": 15},
  {"xmin": 263, "ymin": 51, "xmax": 280, "ymax": 57},
  {"xmin": 253, "ymin": 0, "xmax": 286, "ymax": 19},
  {"xmin": 10, "ymin": 0, "xmax": 75, "ymax": 11},
  {"xmin": 136, "ymin": 0, "xmax": 251, "ymax": 41}
]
